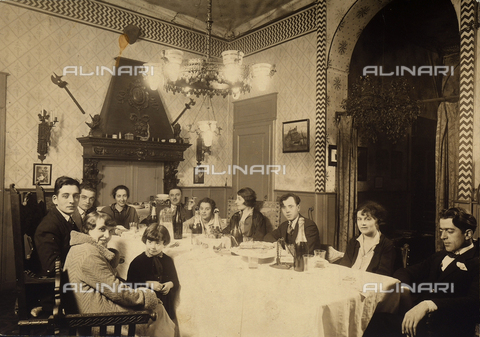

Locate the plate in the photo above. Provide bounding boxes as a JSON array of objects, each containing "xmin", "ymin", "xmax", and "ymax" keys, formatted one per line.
[{"xmin": 230, "ymin": 246, "xmax": 276, "ymax": 260}]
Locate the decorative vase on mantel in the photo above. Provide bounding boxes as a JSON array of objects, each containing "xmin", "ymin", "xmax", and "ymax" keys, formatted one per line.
[{"xmin": 139, "ymin": 123, "xmax": 150, "ymax": 141}]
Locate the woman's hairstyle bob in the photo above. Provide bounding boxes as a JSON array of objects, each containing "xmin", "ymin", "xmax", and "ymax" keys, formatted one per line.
[
  {"xmin": 355, "ymin": 201, "xmax": 387, "ymax": 227},
  {"xmin": 142, "ymin": 223, "xmax": 171, "ymax": 246},
  {"xmin": 237, "ymin": 187, "xmax": 257, "ymax": 208},
  {"xmin": 197, "ymin": 197, "xmax": 216, "ymax": 211},
  {"xmin": 112, "ymin": 185, "xmax": 130, "ymax": 199},
  {"xmin": 83, "ymin": 211, "xmax": 116, "ymax": 234}
]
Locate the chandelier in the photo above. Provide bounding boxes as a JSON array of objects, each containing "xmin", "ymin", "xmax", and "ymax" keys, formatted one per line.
[{"xmin": 145, "ymin": 0, "xmax": 276, "ymax": 98}]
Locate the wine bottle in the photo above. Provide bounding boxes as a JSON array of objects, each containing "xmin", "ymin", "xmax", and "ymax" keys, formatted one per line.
[
  {"xmin": 172, "ymin": 205, "xmax": 183, "ymax": 240},
  {"xmin": 294, "ymin": 217, "xmax": 307, "ymax": 272},
  {"xmin": 192, "ymin": 206, "xmax": 202, "ymax": 234}
]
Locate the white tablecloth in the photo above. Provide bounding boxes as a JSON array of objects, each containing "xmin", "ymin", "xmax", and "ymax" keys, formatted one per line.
[{"xmin": 109, "ymin": 235, "xmax": 400, "ymax": 337}]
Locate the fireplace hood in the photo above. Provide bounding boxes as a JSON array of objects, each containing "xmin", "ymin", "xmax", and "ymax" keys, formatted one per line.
[
  {"xmin": 99, "ymin": 57, "xmax": 174, "ymax": 140},
  {"xmin": 77, "ymin": 57, "xmax": 191, "ymax": 192}
]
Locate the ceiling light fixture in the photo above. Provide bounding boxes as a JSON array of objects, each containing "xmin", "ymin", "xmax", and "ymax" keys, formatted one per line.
[{"xmin": 146, "ymin": 0, "xmax": 276, "ymax": 99}]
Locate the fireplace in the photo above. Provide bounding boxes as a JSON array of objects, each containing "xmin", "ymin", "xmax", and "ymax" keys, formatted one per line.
[{"xmin": 77, "ymin": 57, "xmax": 191, "ymax": 192}]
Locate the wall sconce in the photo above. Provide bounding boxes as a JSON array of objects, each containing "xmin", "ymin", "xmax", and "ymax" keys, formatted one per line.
[
  {"xmin": 191, "ymin": 121, "xmax": 221, "ymax": 165},
  {"xmin": 37, "ymin": 109, "xmax": 58, "ymax": 163}
]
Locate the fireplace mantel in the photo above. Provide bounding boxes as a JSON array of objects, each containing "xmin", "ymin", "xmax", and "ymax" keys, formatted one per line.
[{"xmin": 77, "ymin": 137, "xmax": 191, "ymax": 191}]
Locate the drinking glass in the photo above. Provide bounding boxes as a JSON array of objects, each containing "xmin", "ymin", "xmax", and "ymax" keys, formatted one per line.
[
  {"xmin": 303, "ymin": 254, "xmax": 314, "ymax": 273},
  {"xmin": 314, "ymin": 249, "xmax": 326, "ymax": 259},
  {"xmin": 130, "ymin": 222, "xmax": 138, "ymax": 233},
  {"xmin": 248, "ymin": 256, "xmax": 258, "ymax": 269},
  {"xmin": 314, "ymin": 249, "xmax": 327, "ymax": 268}
]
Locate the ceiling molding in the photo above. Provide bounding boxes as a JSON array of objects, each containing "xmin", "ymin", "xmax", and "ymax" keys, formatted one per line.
[{"xmin": 7, "ymin": 0, "xmax": 316, "ymax": 57}]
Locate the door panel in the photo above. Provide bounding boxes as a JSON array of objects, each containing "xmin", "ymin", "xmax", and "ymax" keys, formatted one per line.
[
  {"xmin": 98, "ymin": 161, "xmax": 163, "ymax": 207},
  {"xmin": 232, "ymin": 94, "xmax": 276, "ymax": 201}
]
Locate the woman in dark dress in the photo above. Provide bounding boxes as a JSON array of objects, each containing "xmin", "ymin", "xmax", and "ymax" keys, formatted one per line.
[
  {"xmin": 127, "ymin": 224, "xmax": 179, "ymax": 320},
  {"xmin": 338, "ymin": 201, "xmax": 396, "ymax": 276},
  {"xmin": 222, "ymin": 187, "xmax": 266, "ymax": 243},
  {"xmin": 101, "ymin": 185, "xmax": 139, "ymax": 230}
]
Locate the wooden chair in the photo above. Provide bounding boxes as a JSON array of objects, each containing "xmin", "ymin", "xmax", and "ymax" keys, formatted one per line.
[
  {"xmin": 52, "ymin": 260, "xmax": 156, "ymax": 336},
  {"xmin": 10, "ymin": 183, "xmax": 55, "ymax": 334},
  {"xmin": 226, "ymin": 199, "xmax": 281, "ymax": 232}
]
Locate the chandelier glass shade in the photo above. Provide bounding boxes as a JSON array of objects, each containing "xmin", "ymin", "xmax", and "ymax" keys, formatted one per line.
[{"xmin": 145, "ymin": 0, "xmax": 275, "ymax": 98}]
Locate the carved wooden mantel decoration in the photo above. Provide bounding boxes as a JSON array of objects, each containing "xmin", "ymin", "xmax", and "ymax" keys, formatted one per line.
[{"xmin": 77, "ymin": 137, "xmax": 191, "ymax": 192}]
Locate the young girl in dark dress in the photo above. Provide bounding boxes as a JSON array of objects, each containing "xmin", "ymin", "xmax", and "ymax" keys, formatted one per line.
[{"xmin": 127, "ymin": 224, "xmax": 179, "ymax": 320}]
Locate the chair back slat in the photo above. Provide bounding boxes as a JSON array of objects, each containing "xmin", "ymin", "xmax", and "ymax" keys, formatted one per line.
[
  {"xmin": 10, "ymin": 183, "xmax": 28, "ymax": 319},
  {"xmin": 227, "ymin": 200, "xmax": 281, "ymax": 233},
  {"xmin": 53, "ymin": 259, "xmax": 156, "ymax": 336}
]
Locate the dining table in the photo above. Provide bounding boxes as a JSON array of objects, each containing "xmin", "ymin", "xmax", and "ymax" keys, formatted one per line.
[{"xmin": 109, "ymin": 230, "xmax": 401, "ymax": 337}]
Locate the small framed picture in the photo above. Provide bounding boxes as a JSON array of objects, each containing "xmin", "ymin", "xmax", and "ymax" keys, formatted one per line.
[
  {"xmin": 282, "ymin": 119, "xmax": 309, "ymax": 153},
  {"xmin": 193, "ymin": 167, "xmax": 204, "ymax": 184},
  {"xmin": 328, "ymin": 145, "xmax": 337, "ymax": 166},
  {"xmin": 33, "ymin": 163, "xmax": 52, "ymax": 185}
]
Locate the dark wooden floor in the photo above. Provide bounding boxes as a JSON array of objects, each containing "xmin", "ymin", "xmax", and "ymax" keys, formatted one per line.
[{"xmin": 0, "ymin": 289, "xmax": 50, "ymax": 336}]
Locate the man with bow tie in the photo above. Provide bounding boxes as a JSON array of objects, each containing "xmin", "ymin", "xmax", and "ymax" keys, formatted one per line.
[
  {"xmin": 263, "ymin": 193, "xmax": 320, "ymax": 254},
  {"xmin": 365, "ymin": 207, "xmax": 479, "ymax": 337}
]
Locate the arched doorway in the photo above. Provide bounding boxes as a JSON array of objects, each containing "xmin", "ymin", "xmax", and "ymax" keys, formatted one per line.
[
  {"xmin": 326, "ymin": 0, "xmax": 474, "ymax": 253},
  {"xmin": 348, "ymin": 0, "xmax": 460, "ymax": 263}
]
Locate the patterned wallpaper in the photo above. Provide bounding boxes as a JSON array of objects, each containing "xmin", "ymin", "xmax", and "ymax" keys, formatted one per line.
[
  {"xmin": 2, "ymin": 0, "xmax": 478, "ymax": 195},
  {"xmin": 0, "ymin": 3, "xmax": 228, "ymax": 188},
  {"xmin": 242, "ymin": 34, "xmax": 317, "ymax": 192}
]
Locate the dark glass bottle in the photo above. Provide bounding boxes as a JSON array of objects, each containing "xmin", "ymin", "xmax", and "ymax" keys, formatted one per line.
[
  {"xmin": 192, "ymin": 207, "xmax": 202, "ymax": 234},
  {"xmin": 294, "ymin": 217, "xmax": 307, "ymax": 272},
  {"xmin": 172, "ymin": 205, "xmax": 183, "ymax": 239}
]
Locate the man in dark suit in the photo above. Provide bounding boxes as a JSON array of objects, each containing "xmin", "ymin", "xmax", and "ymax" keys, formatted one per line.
[
  {"xmin": 71, "ymin": 182, "xmax": 96, "ymax": 232},
  {"xmin": 32, "ymin": 176, "xmax": 80, "ymax": 317},
  {"xmin": 35, "ymin": 176, "xmax": 80, "ymax": 277},
  {"xmin": 158, "ymin": 187, "xmax": 194, "ymax": 222},
  {"xmin": 364, "ymin": 207, "xmax": 479, "ymax": 337},
  {"xmin": 263, "ymin": 193, "xmax": 320, "ymax": 254}
]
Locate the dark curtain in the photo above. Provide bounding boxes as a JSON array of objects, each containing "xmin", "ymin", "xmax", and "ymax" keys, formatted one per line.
[
  {"xmin": 335, "ymin": 116, "xmax": 358, "ymax": 251},
  {"xmin": 435, "ymin": 101, "xmax": 459, "ymax": 251}
]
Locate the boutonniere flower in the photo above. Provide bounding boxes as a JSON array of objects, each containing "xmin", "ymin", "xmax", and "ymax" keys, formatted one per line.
[{"xmin": 456, "ymin": 262, "xmax": 468, "ymax": 271}]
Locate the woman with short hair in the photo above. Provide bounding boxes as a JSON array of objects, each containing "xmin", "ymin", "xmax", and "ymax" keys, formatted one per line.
[
  {"xmin": 63, "ymin": 212, "xmax": 175, "ymax": 337},
  {"xmin": 183, "ymin": 197, "xmax": 220, "ymax": 236},
  {"xmin": 338, "ymin": 201, "xmax": 396, "ymax": 276},
  {"xmin": 222, "ymin": 187, "xmax": 266, "ymax": 243},
  {"xmin": 101, "ymin": 185, "xmax": 139, "ymax": 229}
]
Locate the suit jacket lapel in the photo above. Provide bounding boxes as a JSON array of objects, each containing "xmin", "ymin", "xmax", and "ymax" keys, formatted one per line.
[{"xmin": 437, "ymin": 248, "xmax": 476, "ymax": 282}]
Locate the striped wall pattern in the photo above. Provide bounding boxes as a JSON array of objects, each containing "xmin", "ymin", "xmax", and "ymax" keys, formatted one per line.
[
  {"xmin": 10, "ymin": 0, "xmax": 317, "ymax": 58},
  {"xmin": 230, "ymin": 6, "xmax": 316, "ymax": 55},
  {"xmin": 457, "ymin": 0, "xmax": 475, "ymax": 201},
  {"xmin": 10, "ymin": 0, "xmax": 228, "ymax": 57},
  {"xmin": 315, "ymin": 0, "xmax": 327, "ymax": 193}
]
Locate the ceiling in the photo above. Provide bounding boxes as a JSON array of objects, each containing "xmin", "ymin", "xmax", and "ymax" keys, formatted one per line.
[{"xmin": 97, "ymin": 0, "xmax": 314, "ymax": 40}]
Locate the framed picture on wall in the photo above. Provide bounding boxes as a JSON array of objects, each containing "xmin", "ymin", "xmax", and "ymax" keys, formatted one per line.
[
  {"xmin": 33, "ymin": 163, "xmax": 52, "ymax": 185},
  {"xmin": 282, "ymin": 119, "xmax": 309, "ymax": 153},
  {"xmin": 193, "ymin": 166, "xmax": 204, "ymax": 184},
  {"xmin": 328, "ymin": 145, "xmax": 337, "ymax": 166}
]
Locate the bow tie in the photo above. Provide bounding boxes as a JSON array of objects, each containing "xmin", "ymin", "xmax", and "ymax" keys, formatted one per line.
[{"xmin": 445, "ymin": 251, "xmax": 458, "ymax": 258}]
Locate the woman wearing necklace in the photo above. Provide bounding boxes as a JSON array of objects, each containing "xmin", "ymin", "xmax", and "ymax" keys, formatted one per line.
[
  {"xmin": 222, "ymin": 187, "xmax": 266, "ymax": 243},
  {"xmin": 338, "ymin": 201, "xmax": 396, "ymax": 276}
]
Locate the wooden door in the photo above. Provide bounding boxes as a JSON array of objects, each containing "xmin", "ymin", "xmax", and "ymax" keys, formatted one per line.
[
  {"xmin": 233, "ymin": 93, "xmax": 277, "ymax": 201},
  {"xmin": 97, "ymin": 161, "xmax": 163, "ymax": 207}
]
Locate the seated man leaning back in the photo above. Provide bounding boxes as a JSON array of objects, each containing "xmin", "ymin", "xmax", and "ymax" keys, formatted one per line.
[{"xmin": 263, "ymin": 193, "xmax": 320, "ymax": 254}]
